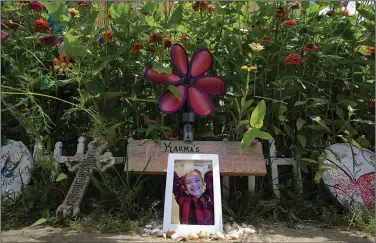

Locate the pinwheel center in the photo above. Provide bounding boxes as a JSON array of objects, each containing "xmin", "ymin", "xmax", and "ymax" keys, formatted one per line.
[{"xmin": 183, "ymin": 77, "xmax": 191, "ymax": 84}]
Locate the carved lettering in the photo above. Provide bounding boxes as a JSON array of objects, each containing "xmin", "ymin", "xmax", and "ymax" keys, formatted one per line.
[{"xmin": 164, "ymin": 142, "xmax": 172, "ymax": 152}]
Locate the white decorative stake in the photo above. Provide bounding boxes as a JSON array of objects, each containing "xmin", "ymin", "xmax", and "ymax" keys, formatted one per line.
[
  {"xmin": 322, "ymin": 143, "xmax": 375, "ymax": 209},
  {"xmin": 1, "ymin": 140, "xmax": 33, "ymax": 200},
  {"xmin": 66, "ymin": 136, "xmax": 86, "ymax": 172}
]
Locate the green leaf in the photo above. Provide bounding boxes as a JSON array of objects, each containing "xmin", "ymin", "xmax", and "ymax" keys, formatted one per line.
[
  {"xmin": 167, "ymin": 4, "xmax": 182, "ymax": 28},
  {"xmin": 301, "ymin": 1, "xmax": 310, "ymax": 9},
  {"xmin": 31, "ymin": 218, "xmax": 47, "ymax": 227},
  {"xmin": 242, "ymin": 99, "xmax": 254, "ymax": 112},
  {"xmin": 241, "ymin": 128, "xmax": 256, "ymax": 151},
  {"xmin": 272, "ymin": 126, "xmax": 280, "ymax": 135},
  {"xmin": 279, "ymin": 105, "xmax": 287, "ymax": 115},
  {"xmin": 64, "ymin": 32, "xmax": 87, "ymax": 57},
  {"xmin": 56, "ymin": 173, "xmax": 68, "ymax": 182},
  {"xmin": 253, "ymin": 130, "xmax": 273, "ymax": 140},
  {"xmin": 41, "ymin": 2, "xmax": 70, "ymax": 23},
  {"xmin": 357, "ymin": 9, "xmax": 374, "ymax": 21},
  {"xmin": 102, "ymin": 92, "xmax": 124, "ymax": 99},
  {"xmin": 250, "ymin": 100, "xmax": 266, "ymax": 129},
  {"xmin": 278, "ymin": 115, "xmax": 286, "ymax": 122},
  {"xmin": 314, "ymin": 168, "xmax": 328, "ymax": 181},
  {"xmin": 296, "ymin": 118, "xmax": 306, "ymax": 130},
  {"xmin": 335, "ymin": 106, "xmax": 344, "ymax": 120},
  {"xmin": 310, "ymin": 116, "xmax": 328, "ymax": 129},
  {"xmin": 153, "ymin": 62, "xmax": 172, "ymax": 74},
  {"xmin": 301, "ymin": 158, "xmax": 318, "ymax": 164},
  {"xmin": 294, "ymin": 101, "xmax": 306, "ymax": 106},
  {"xmin": 297, "ymin": 135, "xmax": 306, "ymax": 148},
  {"xmin": 305, "ymin": 125, "xmax": 331, "ymax": 133},
  {"xmin": 105, "ymin": 124, "xmax": 121, "ymax": 141},
  {"xmin": 168, "ymin": 85, "xmax": 181, "ymax": 101},
  {"xmin": 283, "ymin": 123, "xmax": 294, "ymax": 140}
]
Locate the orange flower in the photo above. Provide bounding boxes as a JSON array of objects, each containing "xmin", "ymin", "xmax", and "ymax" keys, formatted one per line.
[
  {"xmin": 68, "ymin": 8, "xmax": 80, "ymax": 17},
  {"xmin": 101, "ymin": 30, "xmax": 113, "ymax": 43},
  {"xmin": 340, "ymin": 9, "xmax": 349, "ymax": 16},
  {"xmin": 164, "ymin": 37, "xmax": 172, "ymax": 48},
  {"xmin": 283, "ymin": 19, "xmax": 297, "ymax": 27},
  {"xmin": 148, "ymin": 32, "xmax": 163, "ymax": 43},
  {"xmin": 261, "ymin": 35, "xmax": 272, "ymax": 43},
  {"xmin": 53, "ymin": 58, "xmax": 59, "ymax": 65},
  {"xmin": 33, "ymin": 18, "xmax": 50, "ymax": 33}
]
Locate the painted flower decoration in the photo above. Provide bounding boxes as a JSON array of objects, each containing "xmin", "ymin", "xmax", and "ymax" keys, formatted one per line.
[
  {"xmin": 250, "ymin": 42, "xmax": 264, "ymax": 51},
  {"xmin": 53, "ymin": 55, "xmax": 73, "ymax": 75},
  {"xmin": 145, "ymin": 43, "xmax": 225, "ymax": 117}
]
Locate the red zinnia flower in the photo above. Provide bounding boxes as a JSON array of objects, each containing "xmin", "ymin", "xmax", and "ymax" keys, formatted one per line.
[
  {"xmin": 275, "ymin": 7, "xmax": 288, "ymax": 19},
  {"xmin": 29, "ymin": 2, "xmax": 44, "ymax": 11},
  {"xmin": 40, "ymin": 36, "xmax": 57, "ymax": 47},
  {"xmin": 261, "ymin": 35, "xmax": 272, "ymax": 43},
  {"xmin": 301, "ymin": 43, "xmax": 319, "ymax": 52},
  {"xmin": 148, "ymin": 32, "xmax": 163, "ymax": 43},
  {"xmin": 284, "ymin": 53, "xmax": 302, "ymax": 65},
  {"xmin": 283, "ymin": 20, "xmax": 296, "ymax": 27},
  {"xmin": 132, "ymin": 43, "xmax": 143, "ymax": 52},
  {"xmin": 33, "ymin": 18, "xmax": 50, "ymax": 33},
  {"xmin": 326, "ymin": 10, "xmax": 335, "ymax": 16}
]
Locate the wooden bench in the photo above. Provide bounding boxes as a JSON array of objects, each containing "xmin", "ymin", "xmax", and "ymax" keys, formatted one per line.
[{"xmin": 126, "ymin": 139, "xmax": 267, "ymax": 196}]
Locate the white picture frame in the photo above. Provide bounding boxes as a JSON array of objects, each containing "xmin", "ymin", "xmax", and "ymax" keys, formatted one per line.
[{"xmin": 163, "ymin": 153, "xmax": 223, "ymax": 234}]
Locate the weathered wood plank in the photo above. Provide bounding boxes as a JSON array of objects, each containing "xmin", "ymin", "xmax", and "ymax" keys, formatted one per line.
[{"xmin": 127, "ymin": 139, "xmax": 266, "ymax": 176}]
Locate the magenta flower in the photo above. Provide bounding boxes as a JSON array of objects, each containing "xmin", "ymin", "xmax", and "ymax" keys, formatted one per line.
[
  {"xmin": 1, "ymin": 31, "xmax": 8, "ymax": 39},
  {"xmin": 145, "ymin": 43, "xmax": 225, "ymax": 117},
  {"xmin": 29, "ymin": 2, "xmax": 44, "ymax": 11}
]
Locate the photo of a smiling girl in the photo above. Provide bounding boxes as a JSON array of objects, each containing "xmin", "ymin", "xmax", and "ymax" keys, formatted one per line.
[{"xmin": 172, "ymin": 166, "xmax": 214, "ymax": 225}]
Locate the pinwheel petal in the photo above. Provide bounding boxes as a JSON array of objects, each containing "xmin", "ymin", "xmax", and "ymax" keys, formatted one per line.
[
  {"xmin": 195, "ymin": 75, "xmax": 225, "ymax": 96},
  {"xmin": 145, "ymin": 67, "xmax": 182, "ymax": 85},
  {"xmin": 189, "ymin": 49, "xmax": 213, "ymax": 78},
  {"xmin": 158, "ymin": 85, "xmax": 187, "ymax": 113},
  {"xmin": 187, "ymin": 85, "xmax": 214, "ymax": 117},
  {"xmin": 170, "ymin": 43, "xmax": 188, "ymax": 77}
]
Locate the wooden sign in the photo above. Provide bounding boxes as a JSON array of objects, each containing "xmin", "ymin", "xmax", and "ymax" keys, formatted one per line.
[{"xmin": 126, "ymin": 139, "xmax": 266, "ymax": 176}]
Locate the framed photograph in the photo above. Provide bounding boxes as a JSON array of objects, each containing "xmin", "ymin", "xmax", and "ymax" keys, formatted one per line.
[{"xmin": 163, "ymin": 153, "xmax": 223, "ymax": 234}]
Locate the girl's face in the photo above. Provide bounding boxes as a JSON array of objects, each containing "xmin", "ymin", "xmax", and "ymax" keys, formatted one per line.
[{"xmin": 185, "ymin": 172, "xmax": 204, "ymax": 198}]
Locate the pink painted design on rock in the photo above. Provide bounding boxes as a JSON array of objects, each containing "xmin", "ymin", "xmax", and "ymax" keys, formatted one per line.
[{"xmin": 333, "ymin": 172, "xmax": 375, "ymax": 208}]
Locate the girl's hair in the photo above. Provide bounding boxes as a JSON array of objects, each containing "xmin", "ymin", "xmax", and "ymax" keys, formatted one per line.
[{"xmin": 181, "ymin": 169, "xmax": 203, "ymax": 187}]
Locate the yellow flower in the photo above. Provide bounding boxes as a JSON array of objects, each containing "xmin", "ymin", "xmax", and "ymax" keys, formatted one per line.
[
  {"xmin": 249, "ymin": 42, "xmax": 264, "ymax": 51},
  {"xmin": 69, "ymin": 8, "xmax": 80, "ymax": 17},
  {"xmin": 241, "ymin": 64, "xmax": 257, "ymax": 72}
]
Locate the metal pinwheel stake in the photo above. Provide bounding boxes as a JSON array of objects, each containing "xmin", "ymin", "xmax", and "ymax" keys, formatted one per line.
[{"xmin": 145, "ymin": 43, "xmax": 225, "ymax": 141}]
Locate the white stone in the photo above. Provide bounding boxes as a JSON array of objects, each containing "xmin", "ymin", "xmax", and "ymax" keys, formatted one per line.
[
  {"xmin": 216, "ymin": 231, "xmax": 225, "ymax": 239},
  {"xmin": 232, "ymin": 222, "xmax": 240, "ymax": 230},
  {"xmin": 171, "ymin": 232, "xmax": 181, "ymax": 240},
  {"xmin": 163, "ymin": 233, "xmax": 167, "ymax": 238},
  {"xmin": 143, "ymin": 228, "xmax": 152, "ymax": 234},
  {"xmin": 141, "ymin": 233, "xmax": 149, "ymax": 237},
  {"xmin": 199, "ymin": 230, "xmax": 209, "ymax": 239},
  {"xmin": 237, "ymin": 229, "xmax": 244, "ymax": 239},
  {"xmin": 151, "ymin": 228, "xmax": 159, "ymax": 236},
  {"xmin": 145, "ymin": 224, "xmax": 152, "ymax": 229},
  {"xmin": 226, "ymin": 230, "xmax": 240, "ymax": 240},
  {"xmin": 248, "ymin": 225, "xmax": 256, "ymax": 230},
  {"xmin": 224, "ymin": 224, "xmax": 232, "ymax": 233},
  {"xmin": 241, "ymin": 223, "xmax": 248, "ymax": 228},
  {"xmin": 185, "ymin": 233, "xmax": 199, "ymax": 240},
  {"xmin": 157, "ymin": 230, "xmax": 164, "ymax": 237},
  {"xmin": 155, "ymin": 224, "xmax": 163, "ymax": 230},
  {"xmin": 244, "ymin": 227, "xmax": 256, "ymax": 234}
]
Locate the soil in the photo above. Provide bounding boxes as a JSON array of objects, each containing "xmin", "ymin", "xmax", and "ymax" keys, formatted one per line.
[{"xmin": 2, "ymin": 223, "xmax": 374, "ymax": 243}]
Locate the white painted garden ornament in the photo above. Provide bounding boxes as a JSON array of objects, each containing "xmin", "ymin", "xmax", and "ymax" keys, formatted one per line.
[
  {"xmin": 322, "ymin": 143, "xmax": 375, "ymax": 209},
  {"xmin": 1, "ymin": 140, "xmax": 33, "ymax": 200}
]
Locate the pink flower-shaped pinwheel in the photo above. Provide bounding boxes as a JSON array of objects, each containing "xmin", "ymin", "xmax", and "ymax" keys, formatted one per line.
[{"xmin": 145, "ymin": 43, "xmax": 225, "ymax": 117}]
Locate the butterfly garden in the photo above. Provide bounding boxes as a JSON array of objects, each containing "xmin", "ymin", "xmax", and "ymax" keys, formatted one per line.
[{"xmin": 1, "ymin": 1, "xmax": 375, "ymax": 240}]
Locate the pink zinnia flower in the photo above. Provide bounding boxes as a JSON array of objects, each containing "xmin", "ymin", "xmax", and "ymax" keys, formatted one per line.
[
  {"xmin": 29, "ymin": 2, "xmax": 44, "ymax": 11},
  {"xmin": 284, "ymin": 54, "xmax": 302, "ymax": 65},
  {"xmin": 1, "ymin": 31, "xmax": 8, "ymax": 39},
  {"xmin": 283, "ymin": 20, "xmax": 297, "ymax": 27}
]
